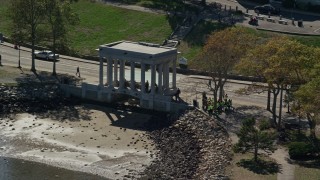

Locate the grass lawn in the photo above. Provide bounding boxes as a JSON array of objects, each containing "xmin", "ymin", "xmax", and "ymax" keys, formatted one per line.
[
  {"xmin": 178, "ymin": 20, "xmax": 231, "ymax": 62},
  {"xmin": 0, "ymin": 66, "xmax": 21, "ymax": 84},
  {"xmin": 0, "ymin": 0, "xmax": 11, "ymax": 36},
  {"xmin": 226, "ymin": 153, "xmax": 278, "ymax": 180},
  {"xmin": 1, "ymin": 0, "xmax": 319, "ymax": 59},
  {"xmin": 292, "ymin": 35, "xmax": 320, "ymax": 47},
  {"xmin": 68, "ymin": 0, "xmax": 172, "ymax": 56},
  {"xmin": 0, "ymin": 0, "xmax": 172, "ymax": 56},
  {"xmin": 295, "ymin": 162, "xmax": 320, "ymax": 180}
]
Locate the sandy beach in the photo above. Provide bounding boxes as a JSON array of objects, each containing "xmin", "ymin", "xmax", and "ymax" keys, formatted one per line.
[{"xmin": 0, "ymin": 104, "xmax": 156, "ymax": 179}]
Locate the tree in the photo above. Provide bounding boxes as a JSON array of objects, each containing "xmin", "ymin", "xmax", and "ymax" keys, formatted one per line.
[
  {"xmin": 44, "ymin": 0, "xmax": 79, "ymax": 75},
  {"xmin": 234, "ymin": 118, "xmax": 276, "ymax": 162},
  {"xmin": 294, "ymin": 58, "xmax": 320, "ymax": 140},
  {"xmin": 191, "ymin": 27, "xmax": 257, "ymax": 108},
  {"xmin": 9, "ymin": 0, "xmax": 46, "ymax": 72},
  {"xmin": 236, "ymin": 36, "xmax": 315, "ymax": 130},
  {"xmin": 294, "ymin": 79, "xmax": 320, "ymax": 140}
]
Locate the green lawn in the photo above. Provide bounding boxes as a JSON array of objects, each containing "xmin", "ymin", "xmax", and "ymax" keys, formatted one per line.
[
  {"xmin": 226, "ymin": 153, "xmax": 277, "ymax": 180},
  {"xmin": 295, "ymin": 163, "xmax": 320, "ymax": 180},
  {"xmin": 178, "ymin": 20, "xmax": 231, "ymax": 61},
  {"xmin": 292, "ymin": 35, "xmax": 320, "ymax": 47},
  {"xmin": 0, "ymin": 0, "xmax": 172, "ymax": 56},
  {"xmin": 68, "ymin": 0, "xmax": 172, "ymax": 55},
  {"xmin": 0, "ymin": 0, "xmax": 11, "ymax": 36},
  {"xmin": 1, "ymin": 0, "xmax": 319, "ymax": 59}
]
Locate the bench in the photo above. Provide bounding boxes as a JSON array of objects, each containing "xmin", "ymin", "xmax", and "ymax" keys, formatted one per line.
[
  {"xmin": 257, "ymin": 15, "xmax": 265, "ymax": 20},
  {"xmin": 278, "ymin": 19, "xmax": 288, "ymax": 25},
  {"xmin": 267, "ymin": 18, "xmax": 275, "ymax": 23},
  {"xmin": 244, "ymin": 13, "xmax": 253, "ymax": 18}
]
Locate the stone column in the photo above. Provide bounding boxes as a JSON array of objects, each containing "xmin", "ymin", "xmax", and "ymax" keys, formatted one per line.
[
  {"xmin": 99, "ymin": 57, "xmax": 104, "ymax": 88},
  {"xmin": 130, "ymin": 61, "xmax": 135, "ymax": 90},
  {"xmin": 141, "ymin": 63, "xmax": 146, "ymax": 93},
  {"xmin": 107, "ymin": 58, "xmax": 113, "ymax": 88},
  {"xmin": 172, "ymin": 58, "xmax": 177, "ymax": 89},
  {"xmin": 162, "ymin": 63, "xmax": 167, "ymax": 92},
  {"xmin": 158, "ymin": 64, "xmax": 163, "ymax": 94},
  {"xmin": 119, "ymin": 59, "xmax": 125, "ymax": 89},
  {"xmin": 164, "ymin": 63, "xmax": 170, "ymax": 91},
  {"xmin": 113, "ymin": 59, "xmax": 118, "ymax": 84},
  {"xmin": 151, "ymin": 64, "xmax": 156, "ymax": 95}
]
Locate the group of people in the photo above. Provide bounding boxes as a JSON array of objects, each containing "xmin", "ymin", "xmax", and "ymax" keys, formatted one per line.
[
  {"xmin": 145, "ymin": 80, "xmax": 159, "ymax": 93},
  {"xmin": 145, "ymin": 80, "xmax": 181, "ymax": 102},
  {"xmin": 202, "ymin": 92, "xmax": 233, "ymax": 115}
]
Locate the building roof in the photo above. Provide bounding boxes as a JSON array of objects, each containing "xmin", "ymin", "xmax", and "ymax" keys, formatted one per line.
[
  {"xmin": 99, "ymin": 41, "xmax": 177, "ymax": 64},
  {"xmin": 111, "ymin": 41, "xmax": 173, "ymax": 55}
]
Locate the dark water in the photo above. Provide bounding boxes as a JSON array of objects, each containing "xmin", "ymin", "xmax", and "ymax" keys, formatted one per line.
[{"xmin": 0, "ymin": 156, "xmax": 109, "ymax": 180}]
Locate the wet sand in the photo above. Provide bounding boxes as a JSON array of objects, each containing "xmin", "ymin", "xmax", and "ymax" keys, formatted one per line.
[{"xmin": 0, "ymin": 105, "xmax": 155, "ymax": 179}]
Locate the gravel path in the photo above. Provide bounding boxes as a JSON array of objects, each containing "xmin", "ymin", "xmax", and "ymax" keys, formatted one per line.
[{"xmin": 270, "ymin": 147, "xmax": 295, "ymax": 180}]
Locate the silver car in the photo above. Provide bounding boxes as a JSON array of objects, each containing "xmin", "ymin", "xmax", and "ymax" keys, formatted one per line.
[{"xmin": 34, "ymin": 50, "xmax": 59, "ymax": 60}]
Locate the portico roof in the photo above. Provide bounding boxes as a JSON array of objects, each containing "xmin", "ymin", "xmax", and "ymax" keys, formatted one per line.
[{"xmin": 99, "ymin": 41, "xmax": 177, "ymax": 64}]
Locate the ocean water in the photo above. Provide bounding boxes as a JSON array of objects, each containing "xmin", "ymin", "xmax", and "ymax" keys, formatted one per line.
[{"xmin": 0, "ymin": 156, "xmax": 109, "ymax": 180}]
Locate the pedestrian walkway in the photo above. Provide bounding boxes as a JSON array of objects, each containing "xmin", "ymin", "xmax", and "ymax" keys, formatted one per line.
[
  {"xmin": 205, "ymin": 0, "xmax": 320, "ymax": 35},
  {"xmin": 270, "ymin": 147, "xmax": 295, "ymax": 180}
]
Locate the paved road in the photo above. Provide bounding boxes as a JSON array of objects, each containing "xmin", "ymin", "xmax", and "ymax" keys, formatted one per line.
[
  {"xmin": 177, "ymin": 76, "xmax": 275, "ymax": 109},
  {"xmin": 0, "ymin": 43, "xmax": 185, "ymax": 84},
  {"xmin": 0, "ymin": 42, "xmax": 287, "ymax": 109}
]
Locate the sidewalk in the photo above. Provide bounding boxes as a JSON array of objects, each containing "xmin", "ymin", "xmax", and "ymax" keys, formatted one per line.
[{"xmin": 206, "ymin": 0, "xmax": 320, "ymax": 36}]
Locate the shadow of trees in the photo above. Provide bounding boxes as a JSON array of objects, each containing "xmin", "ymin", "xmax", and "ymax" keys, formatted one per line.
[
  {"xmin": 1, "ymin": 67, "xmax": 175, "ymax": 129},
  {"xmin": 0, "ymin": 69, "xmax": 90, "ymax": 122},
  {"xmin": 184, "ymin": 20, "xmax": 229, "ymax": 46},
  {"xmin": 100, "ymin": 0, "xmax": 140, "ymax": 5},
  {"xmin": 296, "ymin": 159, "xmax": 320, "ymax": 169},
  {"xmin": 237, "ymin": 158, "xmax": 280, "ymax": 174}
]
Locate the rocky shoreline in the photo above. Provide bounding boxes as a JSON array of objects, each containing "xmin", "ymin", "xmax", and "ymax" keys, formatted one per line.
[
  {"xmin": 0, "ymin": 83, "xmax": 232, "ymax": 179},
  {"xmin": 0, "ymin": 83, "xmax": 75, "ymax": 116},
  {"xmin": 142, "ymin": 110, "xmax": 232, "ymax": 179}
]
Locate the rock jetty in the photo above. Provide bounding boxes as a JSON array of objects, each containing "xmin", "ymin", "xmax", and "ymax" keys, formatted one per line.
[{"xmin": 143, "ymin": 110, "xmax": 232, "ymax": 179}]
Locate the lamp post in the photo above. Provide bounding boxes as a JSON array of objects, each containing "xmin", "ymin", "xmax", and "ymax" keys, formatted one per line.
[
  {"xmin": 285, "ymin": 84, "xmax": 291, "ymax": 113},
  {"xmin": 0, "ymin": 37, "xmax": 2, "ymax": 66},
  {"xmin": 18, "ymin": 43, "xmax": 21, "ymax": 68}
]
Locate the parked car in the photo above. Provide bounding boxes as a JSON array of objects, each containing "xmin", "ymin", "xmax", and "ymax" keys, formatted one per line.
[
  {"xmin": 254, "ymin": 4, "xmax": 280, "ymax": 15},
  {"xmin": 34, "ymin": 50, "xmax": 59, "ymax": 60}
]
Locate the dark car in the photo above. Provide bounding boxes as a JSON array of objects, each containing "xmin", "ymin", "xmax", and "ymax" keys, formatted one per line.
[{"xmin": 254, "ymin": 4, "xmax": 280, "ymax": 15}]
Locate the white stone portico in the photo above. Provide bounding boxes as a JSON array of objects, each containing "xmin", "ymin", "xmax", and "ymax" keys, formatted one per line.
[{"xmin": 95, "ymin": 41, "xmax": 180, "ymax": 111}]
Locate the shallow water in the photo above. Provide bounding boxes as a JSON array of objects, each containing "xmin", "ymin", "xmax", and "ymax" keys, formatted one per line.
[{"xmin": 0, "ymin": 156, "xmax": 109, "ymax": 180}]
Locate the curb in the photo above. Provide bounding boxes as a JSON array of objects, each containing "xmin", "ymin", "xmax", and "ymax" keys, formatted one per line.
[
  {"xmin": 0, "ymin": 42, "xmax": 100, "ymax": 66},
  {"xmin": 256, "ymin": 27, "xmax": 320, "ymax": 36}
]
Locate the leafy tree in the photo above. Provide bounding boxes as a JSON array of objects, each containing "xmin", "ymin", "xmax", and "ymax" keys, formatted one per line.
[
  {"xmin": 236, "ymin": 36, "xmax": 316, "ymax": 130},
  {"xmin": 9, "ymin": 0, "xmax": 46, "ymax": 72},
  {"xmin": 294, "ymin": 56, "xmax": 320, "ymax": 140},
  {"xmin": 44, "ymin": 0, "xmax": 79, "ymax": 75},
  {"xmin": 191, "ymin": 27, "xmax": 257, "ymax": 108},
  {"xmin": 234, "ymin": 118, "xmax": 276, "ymax": 162}
]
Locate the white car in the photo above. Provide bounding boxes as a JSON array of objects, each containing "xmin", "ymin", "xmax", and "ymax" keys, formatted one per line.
[{"xmin": 34, "ymin": 50, "xmax": 59, "ymax": 60}]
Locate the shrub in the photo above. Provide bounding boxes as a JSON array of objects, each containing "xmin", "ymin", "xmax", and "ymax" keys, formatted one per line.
[
  {"xmin": 259, "ymin": 119, "xmax": 272, "ymax": 130},
  {"xmin": 288, "ymin": 142, "xmax": 314, "ymax": 159}
]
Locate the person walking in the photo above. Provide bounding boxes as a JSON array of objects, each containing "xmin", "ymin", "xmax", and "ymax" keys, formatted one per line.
[
  {"xmin": 145, "ymin": 80, "xmax": 149, "ymax": 93},
  {"xmin": 0, "ymin": 54, "xmax": 2, "ymax": 66},
  {"xmin": 175, "ymin": 88, "xmax": 181, "ymax": 101},
  {"xmin": 76, "ymin": 66, "xmax": 80, "ymax": 77}
]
